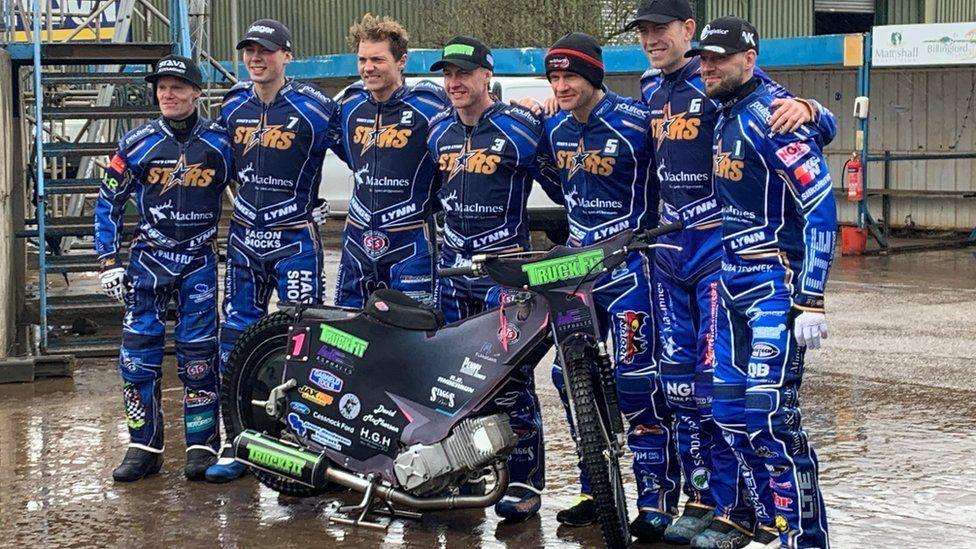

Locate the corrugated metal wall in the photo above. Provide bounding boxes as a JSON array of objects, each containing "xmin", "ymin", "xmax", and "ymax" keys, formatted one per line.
[
  {"xmin": 704, "ymin": 0, "xmax": 815, "ymax": 38},
  {"xmin": 932, "ymin": 0, "xmax": 976, "ymax": 23},
  {"xmin": 135, "ymin": 0, "xmax": 431, "ymax": 60},
  {"xmin": 884, "ymin": 0, "xmax": 923, "ymax": 24},
  {"xmin": 209, "ymin": 0, "xmax": 427, "ymax": 60},
  {"xmin": 772, "ymin": 66, "xmax": 976, "ymax": 230}
]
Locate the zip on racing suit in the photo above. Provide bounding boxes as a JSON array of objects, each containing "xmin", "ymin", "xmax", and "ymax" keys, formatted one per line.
[
  {"xmin": 94, "ymin": 117, "xmax": 233, "ymax": 454},
  {"xmin": 711, "ymin": 76, "xmax": 835, "ymax": 548},
  {"xmin": 538, "ymin": 89, "xmax": 680, "ymax": 515},
  {"xmin": 426, "ymin": 101, "xmax": 555, "ymax": 494},
  {"xmin": 218, "ymin": 79, "xmax": 341, "ymax": 364},
  {"xmin": 642, "ymin": 57, "xmax": 837, "ymax": 531},
  {"xmin": 334, "ymin": 80, "xmax": 448, "ymax": 307}
]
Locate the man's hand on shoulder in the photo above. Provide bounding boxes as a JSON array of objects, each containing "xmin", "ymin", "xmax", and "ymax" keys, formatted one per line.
[
  {"xmin": 509, "ymin": 96, "xmax": 560, "ymax": 117},
  {"xmin": 769, "ymin": 98, "xmax": 816, "ymax": 134}
]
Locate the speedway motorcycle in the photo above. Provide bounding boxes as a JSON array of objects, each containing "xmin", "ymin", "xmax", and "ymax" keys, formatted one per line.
[{"xmin": 221, "ymin": 223, "xmax": 681, "ymax": 549}]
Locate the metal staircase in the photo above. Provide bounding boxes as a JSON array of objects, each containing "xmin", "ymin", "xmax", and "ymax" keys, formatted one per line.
[
  {"xmin": 20, "ymin": 41, "xmax": 169, "ymax": 356},
  {"xmin": 3, "ymin": 0, "xmax": 232, "ymax": 363},
  {"xmin": 3, "ymin": 0, "xmax": 172, "ymax": 358}
]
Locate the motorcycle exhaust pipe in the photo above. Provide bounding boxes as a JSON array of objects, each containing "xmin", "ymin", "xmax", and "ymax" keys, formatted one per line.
[
  {"xmin": 233, "ymin": 430, "xmax": 329, "ymax": 488},
  {"xmin": 324, "ymin": 460, "xmax": 509, "ymax": 511},
  {"xmin": 234, "ymin": 430, "xmax": 509, "ymax": 510}
]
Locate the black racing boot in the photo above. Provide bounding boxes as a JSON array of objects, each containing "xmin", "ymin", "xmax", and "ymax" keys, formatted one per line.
[
  {"xmin": 629, "ymin": 509, "xmax": 672, "ymax": 544},
  {"xmin": 184, "ymin": 447, "xmax": 218, "ymax": 481},
  {"xmin": 556, "ymin": 495, "xmax": 596, "ymax": 526},
  {"xmin": 112, "ymin": 446, "xmax": 163, "ymax": 482}
]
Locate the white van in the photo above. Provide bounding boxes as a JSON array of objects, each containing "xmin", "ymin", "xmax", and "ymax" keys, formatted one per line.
[{"xmin": 319, "ymin": 76, "xmax": 568, "ymax": 242}]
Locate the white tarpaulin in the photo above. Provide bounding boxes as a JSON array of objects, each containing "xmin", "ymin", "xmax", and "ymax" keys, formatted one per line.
[{"xmin": 872, "ymin": 22, "xmax": 976, "ymax": 67}]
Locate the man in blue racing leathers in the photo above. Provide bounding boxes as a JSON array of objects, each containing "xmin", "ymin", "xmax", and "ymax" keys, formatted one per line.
[
  {"xmin": 628, "ymin": 1, "xmax": 838, "ymax": 546},
  {"xmin": 536, "ymin": 33, "xmax": 681, "ymax": 542},
  {"xmin": 426, "ymin": 36, "xmax": 560, "ymax": 521},
  {"xmin": 95, "ymin": 55, "xmax": 233, "ymax": 482},
  {"xmin": 335, "ymin": 14, "xmax": 448, "ymax": 307},
  {"xmin": 207, "ymin": 18, "xmax": 342, "ymax": 482},
  {"xmin": 696, "ymin": 16, "xmax": 835, "ymax": 549}
]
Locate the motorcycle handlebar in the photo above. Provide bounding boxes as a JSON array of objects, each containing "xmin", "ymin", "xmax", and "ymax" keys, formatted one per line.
[
  {"xmin": 640, "ymin": 222, "xmax": 683, "ymax": 242},
  {"xmin": 438, "ymin": 266, "xmax": 477, "ymax": 277}
]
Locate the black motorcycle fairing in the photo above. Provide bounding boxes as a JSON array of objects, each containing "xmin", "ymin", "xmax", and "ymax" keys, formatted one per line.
[
  {"xmin": 279, "ymin": 293, "xmax": 549, "ymax": 485},
  {"xmin": 364, "ymin": 289, "xmax": 445, "ymax": 331}
]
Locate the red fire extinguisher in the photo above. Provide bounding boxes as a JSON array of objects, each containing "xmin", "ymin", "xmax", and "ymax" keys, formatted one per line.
[{"xmin": 845, "ymin": 152, "xmax": 863, "ymax": 202}]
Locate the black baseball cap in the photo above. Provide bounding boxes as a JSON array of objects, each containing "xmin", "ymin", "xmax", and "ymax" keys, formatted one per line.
[
  {"xmin": 430, "ymin": 36, "xmax": 494, "ymax": 71},
  {"xmin": 625, "ymin": 0, "xmax": 694, "ymax": 31},
  {"xmin": 145, "ymin": 54, "xmax": 203, "ymax": 89},
  {"xmin": 686, "ymin": 16, "xmax": 760, "ymax": 57},
  {"xmin": 236, "ymin": 18, "xmax": 292, "ymax": 51}
]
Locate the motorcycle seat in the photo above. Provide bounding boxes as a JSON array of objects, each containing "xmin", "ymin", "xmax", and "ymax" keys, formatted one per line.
[{"xmin": 364, "ymin": 289, "xmax": 445, "ymax": 331}]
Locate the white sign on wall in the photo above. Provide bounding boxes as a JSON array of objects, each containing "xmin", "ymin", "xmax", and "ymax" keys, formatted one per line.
[{"xmin": 872, "ymin": 22, "xmax": 976, "ymax": 67}]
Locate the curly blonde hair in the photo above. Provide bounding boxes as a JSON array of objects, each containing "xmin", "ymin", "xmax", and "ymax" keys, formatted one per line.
[{"xmin": 348, "ymin": 13, "xmax": 410, "ymax": 60}]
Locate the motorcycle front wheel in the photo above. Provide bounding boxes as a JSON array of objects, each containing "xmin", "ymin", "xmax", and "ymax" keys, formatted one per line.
[
  {"xmin": 563, "ymin": 343, "xmax": 631, "ymax": 548},
  {"xmin": 221, "ymin": 311, "xmax": 335, "ymax": 497}
]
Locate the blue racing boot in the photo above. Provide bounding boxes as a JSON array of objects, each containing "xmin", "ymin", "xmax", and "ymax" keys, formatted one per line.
[
  {"xmin": 629, "ymin": 509, "xmax": 672, "ymax": 544},
  {"xmin": 664, "ymin": 503, "xmax": 715, "ymax": 544},
  {"xmin": 494, "ymin": 485, "xmax": 541, "ymax": 521},
  {"xmin": 204, "ymin": 445, "xmax": 249, "ymax": 483}
]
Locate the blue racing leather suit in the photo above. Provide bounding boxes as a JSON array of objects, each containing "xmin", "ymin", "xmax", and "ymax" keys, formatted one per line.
[
  {"xmin": 426, "ymin": 101, "xmax": 551, "ymax": 494},
  {"xmin": 334, "ymin": 80, "xmax": 447, "ymax": 307},
  {"xmin": 710, "ymin": 77, "xmax": 835, "ymax": 548},
  {"xmin": 642, "ymin": 57, "xmax": 837, "ymax": 530},
  {"xmin": 219, "ymin": 79, "xmax": 341, "ymax": 364},
  {"xmin": 539, "ymin": 89, "xmax": 680, "ymax": 514},
  {"xmin": 94, "ymin": 117, "xmax": 233, "ymax": 454}
]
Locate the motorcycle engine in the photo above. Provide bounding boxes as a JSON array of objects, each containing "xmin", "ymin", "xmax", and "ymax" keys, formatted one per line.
[{"xmin": 393, "ymin": 413, "xmax": 516, "ymax": 496}]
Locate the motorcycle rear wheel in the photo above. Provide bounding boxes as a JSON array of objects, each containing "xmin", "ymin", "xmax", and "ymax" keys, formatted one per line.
[
  {"xmin": 221, "ymin": 311, "xmax": 336, "ymax": 497},
  {"xmin": 563, "ymin": 344, "xmax": 631, "ymax": 548}
]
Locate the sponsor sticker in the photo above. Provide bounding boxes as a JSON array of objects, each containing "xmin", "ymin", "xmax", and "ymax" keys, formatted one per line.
[
  {"xmin": 691, "ymin": 467, "xmax": 710, "ymax": 490},
  {"xmin": 185, "ymin": 411, "xmax": 215, "ymax": 433},
  {"xmin": 339, "ymin": 393, "xmax": 361, "ymax": 420},
  {"xmin": 309, "ymin": 368, "xmax": 344, "ymax": 392},
  {"xmin": 362, "ymin": 230, "xmax": 390, "ymax": 258},
  {"xmin": 319, "ymin": 324, "xmax": 369, "ymax": 358},
  {"xmin": 521, "ymin": 249, "xmax": 604, "ymax": 286},
  {"xmin": 110, "ymin": 154, "xmax": 128, "ymax": 173},
  {"xmin": 123, "ymin": 383, "xmax": 146, "ymax": 429},
  {"xmin": 751, "ymin": 342, "xmax": 781, "ymax": 359},
  {"xmin": 299, "ymin": 384, "xmax": 334, "ymax": 406},
  {"xmin": 184, "ymin": 360, "xmax": 210, "ymax": 380},
  {"xmin": 774, "ymin": 142, "xmax": 811, "ymax": 167},
  {"xmin": 184, "ymin": 389, "xmax": 217, "ymax": 408}
]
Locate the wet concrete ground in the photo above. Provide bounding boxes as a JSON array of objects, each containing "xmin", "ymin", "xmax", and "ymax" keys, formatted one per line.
[{"xmin": 2, "ymin": 246, "xmax": 975, "ymax": 548}]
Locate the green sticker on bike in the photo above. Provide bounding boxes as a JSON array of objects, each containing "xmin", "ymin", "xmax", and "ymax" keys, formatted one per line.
[
  {"xmin": 521, "ymin": 249, "xmax": 605, "ymax": 286},
  {"xmin": 319, "ymin": 324, "xmax": 369, "ymax": 358}
]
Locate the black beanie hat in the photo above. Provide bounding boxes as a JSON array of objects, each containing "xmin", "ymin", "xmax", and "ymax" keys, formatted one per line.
[{"xmin": 545, "ymin": 32, "xmax": 604, "ymax": 88}]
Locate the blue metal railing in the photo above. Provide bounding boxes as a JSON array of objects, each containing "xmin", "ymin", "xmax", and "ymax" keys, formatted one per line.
[
  {"xmin": 31, "ymin": 0, "xmax": 47, "ymax": 350},
  {"xmin": 212, "ymin": 34, "xmax": 854, "ymax": 82}
]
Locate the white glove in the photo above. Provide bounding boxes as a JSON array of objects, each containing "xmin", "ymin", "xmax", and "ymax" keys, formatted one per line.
[
  {"xmin": 100, "ymin": 267, "xmax": 126, "ymax": 303},
  {"xmin": 793, "ymin": 311, "xmax": 828, "ymax": 349},
  {"xmin": 312, "ymin": 201, "xmax": 330, "ymax": 225}
]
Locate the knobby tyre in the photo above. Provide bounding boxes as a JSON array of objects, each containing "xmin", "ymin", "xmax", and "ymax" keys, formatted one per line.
[
  {"xmin": 563, "ymin": 346, "xmax": 631, "ymax": 548},
  {"xmin": 220, "ymin": 311, "xmax": 330, "ymax": 497}
]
